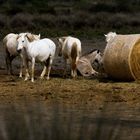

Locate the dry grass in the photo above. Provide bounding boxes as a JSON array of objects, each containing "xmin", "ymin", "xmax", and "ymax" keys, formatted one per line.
[{"xmin": 0, "ymin": 75, "xmax": 139, "ymax": 107}]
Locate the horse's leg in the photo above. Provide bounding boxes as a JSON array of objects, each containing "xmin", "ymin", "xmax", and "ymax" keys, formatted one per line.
[
  {"xmin": 10, "ymin": 55, "xmax": 16, "ymax": 75},
  {"xmin": 46, "ymin": 56, "xmax": 53, "ymax": 80},
  {"xmin": 74, "ymin": 67, "xmax": 77, "ymax": 77},
  {"xmin": 74, "ymin": 57, "xmax": 79, "ymax": 77},
  {"xmin": 71, "ymin": 67, "xmax": 74, "ymax": 78},
  {"xmin": 5, "ymin": 50, "xmax": 13, "ymax": 75},
  {"xmin": 19, "ymin": 54, "xmax": 23, "ymax": 78},
  {"xmin": 5, "ymin": 53, "xmax": 10, "ymax": 75},
  {"xmin": 71, "ymin": 67, "xmax": 76, "ymax": 78},
  {"xmin": 19, "ymin": 63, "xmax": 23, "ymax": 78},
  {"xmin": 71, "ymin": 70, "xmax": 73, "ymax": 77},
  {"xmin": 24, "ymin": 59, "xmax": 30, "ymax": 81},
  {"xmin": 9, "ymin": 57, "xmax": 15, "ymax": 75},
  {"xmin": 71, "ymin": 59, "xmax": 77, "ymax": 78},
  {"xmin": 21, "ymin": 51, "xmax": 30, "ymax": 80},
  {"xmin": 40, "ymin": 65, "xmax": 46, "ymax": 79},
  {"xmin": 31, "ymin": 57, "xmax": 35, "ymax": 82}
]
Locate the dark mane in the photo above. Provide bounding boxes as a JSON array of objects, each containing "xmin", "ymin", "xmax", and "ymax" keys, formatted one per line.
[{"xmin": 82, "ymin": 49, "xmax": 100, "ymax": 56}]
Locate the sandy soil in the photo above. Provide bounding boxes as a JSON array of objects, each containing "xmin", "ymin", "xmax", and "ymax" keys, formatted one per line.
[{"xmin": 0, "ymin": 39, "xmax": 139, "ymax": 140}]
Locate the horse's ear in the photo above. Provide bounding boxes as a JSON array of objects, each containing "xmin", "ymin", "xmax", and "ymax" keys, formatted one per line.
[
  {"xmin": 59, "ymin": 36, "xmax": 67, "ymax": 43},
  {"xmin": 104, "ymin": 34, "xmax": 107, "ymax": 37},
  {"xmin": 58, "ymin": 38, "xmax": 63, "ymax": 43},
  {"xmin": 16, "ymin": 35, "xmax": 20, "ymax": 40}
]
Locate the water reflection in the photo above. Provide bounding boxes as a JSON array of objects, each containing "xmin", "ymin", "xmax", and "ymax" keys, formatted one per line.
[{"xmin": 0, "ymin": 100, "xmax": 139, "ymax": 140}]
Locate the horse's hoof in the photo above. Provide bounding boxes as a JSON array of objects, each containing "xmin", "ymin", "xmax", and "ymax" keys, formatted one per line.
[
  {"xmin": 24, "ymin": 78, "xmax": 28, "ymax": 81},
  {"xmin": 46, "ymin": 77, "xmax": 50, "ymax": 80}
]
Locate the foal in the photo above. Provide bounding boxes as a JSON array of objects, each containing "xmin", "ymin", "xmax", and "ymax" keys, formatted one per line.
[{"xmin": 77, "ymin": 49, "xmax": 100, "ymax": 77}]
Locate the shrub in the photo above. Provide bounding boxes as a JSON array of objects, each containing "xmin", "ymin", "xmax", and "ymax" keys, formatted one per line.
[
  {"xmin": 0, "ymin": 14, "xmax": 7, "ymax": 27},
  {"xmin": 10, "ymin": 13, "xmax": 34, "ymax": 28},
  {"xmin": 32, "ymin": 14, "xmax": 56, "ymax": 28}
]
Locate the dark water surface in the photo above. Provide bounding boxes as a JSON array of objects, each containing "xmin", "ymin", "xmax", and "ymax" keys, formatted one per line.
[{"xmin": 0, "ymin": 100, "xmax": 139, "ymax": 140}]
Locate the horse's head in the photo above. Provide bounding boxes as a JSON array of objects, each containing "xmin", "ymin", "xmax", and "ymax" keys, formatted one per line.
[
  {"xmin": 57, "ymin": 37, "xmax": 67, "ymax": 56},
  {"xmin": 92, "ymin": 50, "xmax": 105, "ymax": 73},
  {"xmin": 17, "ymin": 33, "xmax": 40, "ymax": 53},
  {"xmin": 16, "ymin": 34, "xmax": 27, "ymax": 53},
  {"xmin": 104, "ymin": 32, "xmax": 117, "ymax": 43}
]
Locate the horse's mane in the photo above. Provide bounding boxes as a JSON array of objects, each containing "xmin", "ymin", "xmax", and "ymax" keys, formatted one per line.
[
  {"xmin": 25, "ymin": 33, "xmax": 39, "ymax": 42},
  {"xmin": 82, "ymin": 49, "xmax": 100, "ymax": 56}
]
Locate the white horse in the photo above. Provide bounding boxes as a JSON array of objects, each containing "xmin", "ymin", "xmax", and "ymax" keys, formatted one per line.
[
  {"xmin": 17, "ymin": 34, "xmax": 56, "ymax": 82},
  {"xmin": 77, "ymin": 49, "xmax": 99, "ymax": 77},
  {"xmin": 3, "ymin": 32, "xmax": 40, "ymax": 77},
  {"xmin": 104, "ymin": 32, "xmax": 117, "ymax": 43},
  {"xmin": 58, "ymin": 36, "xmax": 82, "ymax": 78}
]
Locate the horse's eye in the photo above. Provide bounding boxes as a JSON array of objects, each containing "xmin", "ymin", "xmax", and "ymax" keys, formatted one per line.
[
  {"xmin": 22, "ymin": 40, "xmax": 24, "ymax": 43},
  {"xmin": 95, "ymin": 59, "xmax": 98, "ymax": 63}
]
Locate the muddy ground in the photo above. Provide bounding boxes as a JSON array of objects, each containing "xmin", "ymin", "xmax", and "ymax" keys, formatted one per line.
[{"xmin": 0, "ymin": 38, "xmax": 139, "ymax": 140}]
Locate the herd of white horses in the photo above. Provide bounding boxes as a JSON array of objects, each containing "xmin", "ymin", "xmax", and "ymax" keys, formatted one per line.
[{"xmin": 3, "ymin": 32, "xmax": 116, "ymax": 82}]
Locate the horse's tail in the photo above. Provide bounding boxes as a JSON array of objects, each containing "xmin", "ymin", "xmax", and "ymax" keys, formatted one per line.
[{"xmin": 71, "ymin": 42, "xmax": 78, "ymax": 70}]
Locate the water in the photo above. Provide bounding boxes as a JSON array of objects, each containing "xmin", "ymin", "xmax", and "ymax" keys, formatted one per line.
[{"xmin": 0, "ymin": 100, "xmax": 139, "ymax": 140}]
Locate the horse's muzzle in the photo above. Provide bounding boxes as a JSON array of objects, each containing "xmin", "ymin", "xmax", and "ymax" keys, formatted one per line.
[{"xmin": 17, "ymin": 49, "xmax": 21, "ymax": 53}]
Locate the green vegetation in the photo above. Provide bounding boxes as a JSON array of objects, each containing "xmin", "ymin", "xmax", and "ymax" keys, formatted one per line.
[{"xmin": 0, "ymin": 0, "xmax": 140, "ymax": 39}]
